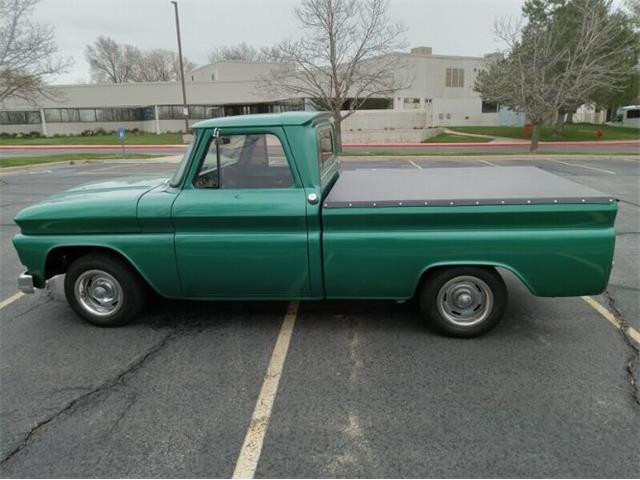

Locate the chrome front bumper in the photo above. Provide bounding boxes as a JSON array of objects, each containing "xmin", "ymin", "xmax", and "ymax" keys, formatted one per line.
[{"xmin": 18, "ymin": 272, "xmax": 35, "ymax": 294}]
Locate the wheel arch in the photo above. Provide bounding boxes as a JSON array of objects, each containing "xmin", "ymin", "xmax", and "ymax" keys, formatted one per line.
[
  {"xmin": 44, "ymin": 244, "xmax": 158, "ymax": 294},
  {"xmin": 413, "ymin": 261, "xmax": 537, "ymax": 297}
]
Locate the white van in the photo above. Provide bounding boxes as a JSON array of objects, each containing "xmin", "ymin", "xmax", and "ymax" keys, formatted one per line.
[{"xmin": 614, "ymin": 105, "xmax": 640, "ymax": 128}]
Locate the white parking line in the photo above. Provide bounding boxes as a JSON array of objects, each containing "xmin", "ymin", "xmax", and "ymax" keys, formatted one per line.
[
  {"xmin": 547, "ymin": 159, "xmax": 616, "ymax": 175},
  {"xmin": 407, "ymin": 159, "xmax": 422, "ymax": 169},
  {"xmin": 581, "ymin": 296, "xmax": 640, "ymax": 344},
  {"xmin": 0, "ymin": 292, "xmax": 24, "ymax": 310},
  {"xmin": 232, "ymin": 301, "xmax": 299, "ymax": 479},
  {"xmin": 478, "ymin": 159, "xmax": 499, "ymax": 167}
]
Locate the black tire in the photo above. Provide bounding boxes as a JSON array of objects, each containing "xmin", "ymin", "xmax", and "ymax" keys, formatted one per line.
[
  {"xmin": 64, "ymin": 253, "xmax": 147, "ymax": 327},
  {"xmin": 419, "ymin": 266, "xmax": 507, "ymax": 338}
]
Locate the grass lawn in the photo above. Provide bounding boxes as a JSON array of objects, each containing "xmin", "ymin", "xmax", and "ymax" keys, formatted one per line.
[
  {"xmin": 1, "ymin": 132, "xmax": 183, "ymax": 145},
  {"xmin": 423, "ymin": 133, "xmax": 492, "ymax": 143},
  {"xmin": 339, "ymin": 151, "xmax": 635, "ymax": 157},
  {"xmin": 0, "ymin": 153, "xmax": 165, "ymax": 168},
  {"xmin": 449, "ymin": 123, "xmax": 640, "ymax": 141}
]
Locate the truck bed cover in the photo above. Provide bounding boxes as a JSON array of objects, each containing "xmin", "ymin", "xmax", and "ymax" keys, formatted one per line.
[{"xmin": 323, "ymin": 166, "xmax": 614, "ymax": 208}]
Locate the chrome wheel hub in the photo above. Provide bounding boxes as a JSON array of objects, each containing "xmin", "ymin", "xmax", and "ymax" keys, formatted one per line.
[
  {"xmin": 437, "ymin": 275, "xmax": 493, "ymax": 327},
  {"xmin": 74, "ymin": 270, "xmax": 123, "ymax": 317}
]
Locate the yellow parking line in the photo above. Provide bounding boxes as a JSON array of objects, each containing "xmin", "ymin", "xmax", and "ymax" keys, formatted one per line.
[
  {"xmin": 547, "ymin": 159, "xmax": 616, "ymax": 175},
  {"xmin": 0, "ymin": 292, "xmax": 25, "ymax": 310},
  {"xmin": 581, "ymin": 296, "xmax": 640, "ymax": 344},
  {"xmin": 232, "ymin": 301, "xmax": 299, "ymax": 479}
]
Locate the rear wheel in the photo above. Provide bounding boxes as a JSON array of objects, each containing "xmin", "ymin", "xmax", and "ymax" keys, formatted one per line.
[
  {"xmin": 64, "ymin": 254, "xmax": 146, "ymax": 327},
  {"xmin": 419, "ymin": 267, "xmax": 507, "ymax": 338}
]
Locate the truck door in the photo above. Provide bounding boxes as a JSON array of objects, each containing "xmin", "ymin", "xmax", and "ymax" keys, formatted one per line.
[{"xmin": 172, "ymin": 128, "xmax": 310, "ymax": 297}]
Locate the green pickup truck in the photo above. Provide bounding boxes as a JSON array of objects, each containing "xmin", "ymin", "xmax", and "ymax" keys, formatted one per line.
[{"xmin": 13, "ymin": 112, "xmax": 617, "ymax": 337}]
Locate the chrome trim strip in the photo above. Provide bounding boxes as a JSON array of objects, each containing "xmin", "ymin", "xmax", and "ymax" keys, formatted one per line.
[{"xmin": 323, "ymin": 196, "xmax": 616, "ymax": 208}]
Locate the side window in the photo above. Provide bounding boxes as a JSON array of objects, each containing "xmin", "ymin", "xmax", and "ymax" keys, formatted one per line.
[
  {"xmin": 318, "ymin": 127, "xmax": 335, "ymax": 174},
  {"xmin": 194, "ymin": 133, "xmax": 294, "ymax": 189}
]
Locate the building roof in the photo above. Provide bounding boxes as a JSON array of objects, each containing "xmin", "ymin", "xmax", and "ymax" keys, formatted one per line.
[{"xmin": 192, "ymin": 112, "xmax": 330, "ymax": 129}]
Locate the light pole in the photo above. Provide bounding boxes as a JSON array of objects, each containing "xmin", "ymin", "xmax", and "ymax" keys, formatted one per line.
[{"xmin": 171, "ymin": 0, "xmax": 189, "ymax": 133}]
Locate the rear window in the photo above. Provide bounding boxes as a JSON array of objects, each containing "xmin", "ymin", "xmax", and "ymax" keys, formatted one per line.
[{"xmin": 318, "ymin": 126, "xmax": 336, "ymax": 174}]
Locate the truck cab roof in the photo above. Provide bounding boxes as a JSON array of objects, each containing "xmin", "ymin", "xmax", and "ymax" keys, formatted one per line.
[{"xmin": 192, "ymin": 111, "xmax": 331, "ymax": 129}]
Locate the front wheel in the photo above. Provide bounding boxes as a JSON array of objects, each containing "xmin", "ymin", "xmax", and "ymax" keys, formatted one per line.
[
  {"xmin": 64, "ymin": 253, "xmax": 147, "ymax": 327},
  {"xmin": 419, "ymin": 267, "xmax": 507, "ymax": 338}
]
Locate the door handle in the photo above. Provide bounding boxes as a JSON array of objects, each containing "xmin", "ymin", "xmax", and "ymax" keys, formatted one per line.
[{"xmin": 307, "ymin": 193, "xmax": 319, "ymax": 205}]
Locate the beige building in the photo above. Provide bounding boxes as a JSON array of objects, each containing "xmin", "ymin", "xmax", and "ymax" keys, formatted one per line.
[{"xmin": 0, "ymin": 48, "xmax": 517, "ymax": 139}]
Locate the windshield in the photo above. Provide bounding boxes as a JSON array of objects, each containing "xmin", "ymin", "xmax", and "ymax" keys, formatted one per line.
[{"xmin": 169, "ymin": 132, "xmax": 198, "ymax": 187}]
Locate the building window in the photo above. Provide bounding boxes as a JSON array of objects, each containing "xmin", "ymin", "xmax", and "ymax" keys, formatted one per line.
[
  {"xmin": 206, "ymin": 106, "xmax": 223, "ymax": 118},
  {"xmin": 210, "ymin": 73, "xmax": 215, "ymax": 81},
  {"xmin": 339, "ymin": 97, "xmax": 392, "ymax": 110},
  {"xmin": 142, "ymin": 107, "xmax": 155, "ymax": 121},
  {"xmin": 189, "ymin": 106, "xmax": 206, "ymax": 119},
  {"xmin": 59, "ymin": 109, "xmax": 80, "ymax": 122},
  {"xmin": 481, "ymin": 101, "xmax": 498, "ymax": 113},
  {"xmin": 79, "ymin": 109, "xmax": 97, "ymax": 122},
  {"xmin": 0, "ymin": 111, "xmax": 41, "ymax": 125},
  {"xmin": 158, "ymin": 105, "xmax": 183, "ymax": 120},
  {"xmin": 271, "ymin": 99, "xmax": 305, "ymax": 113},
  {"xmin": 627, "ymin": 109, "xmax": 640, "ymax": 119},
  {"xmin": 44, "ymin": 109, "xmax": 61, "ymax": 123},
  {"xmin": 403, "ymin": 97, "xmax": 421, "ymax": 109},
  {"xmin": 26, "ymin": 111, "xmax": 41, "ymax": 124},
  {"xmin": 445, "ymin": 67, "xmax": 464, "ymax": 88}
]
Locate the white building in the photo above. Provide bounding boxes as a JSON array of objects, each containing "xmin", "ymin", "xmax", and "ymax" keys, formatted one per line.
[{"xmin": 0, "ymin": 47, "xmax": 524, "ymax": 140}]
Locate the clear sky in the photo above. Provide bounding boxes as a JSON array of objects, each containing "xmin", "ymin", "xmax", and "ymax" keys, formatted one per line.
[{"xmin": 30, "ymin": 0, "xmax": 535, "ymax": 84}]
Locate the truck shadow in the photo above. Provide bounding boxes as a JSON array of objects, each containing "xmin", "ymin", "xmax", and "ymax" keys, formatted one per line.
[{"xmin": 137, "ymin": 296, "xmax": 425, "ymax": 332}]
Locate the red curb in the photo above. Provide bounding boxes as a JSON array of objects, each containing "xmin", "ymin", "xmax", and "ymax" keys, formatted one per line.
[
  {"xmin": 344, "ymin": 140, "xmax": 640, "ymax": 148},
  {"xmin": 0, "ymin": 144, "xmax": 186, "ymax": 150}
]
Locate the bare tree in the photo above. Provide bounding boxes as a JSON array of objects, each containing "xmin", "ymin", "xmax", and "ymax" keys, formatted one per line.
[
  {"xmin": 0, "ymin": 0, "xmax": 71, "ymax": 103},
  {"xmin": 626, "ymin": 0, "xmax": 640, "ymax": 27},
  {"xmin": 260, "ymin": 0, "xmax": 407, "ymax": 149},
  {"xmin": 132, "ymin": 48, "xmax": 196, "ymax": 82},
  {"xmin": 208, "ymin": 42, "xmax": 279, "ymax": 63},
  {"xmin": 85, "ymin": 37, "xmax": 196, "ymax": 83},
  {"xmin": 475, "ymin": 0, "xmax": 638, "ymax": 151},
  {"xmin": 85, "ymin": 36, "xmax": 141, "ymax": 83}
]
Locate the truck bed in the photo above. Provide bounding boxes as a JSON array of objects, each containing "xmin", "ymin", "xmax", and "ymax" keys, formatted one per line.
[{"xmin": 323, "ymin": 166, "xmax": 614, "ymax": 208}]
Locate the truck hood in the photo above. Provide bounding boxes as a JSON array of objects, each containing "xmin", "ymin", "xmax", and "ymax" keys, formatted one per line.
[{"xmin": 14, "ymin": 175, "xmax": 168, "ymax": 235}]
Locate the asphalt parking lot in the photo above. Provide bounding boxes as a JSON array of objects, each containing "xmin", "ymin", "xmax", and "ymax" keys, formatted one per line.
[{"xmin": 0, "ymin": 155, "xmax": 638, "ymax": 477}]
